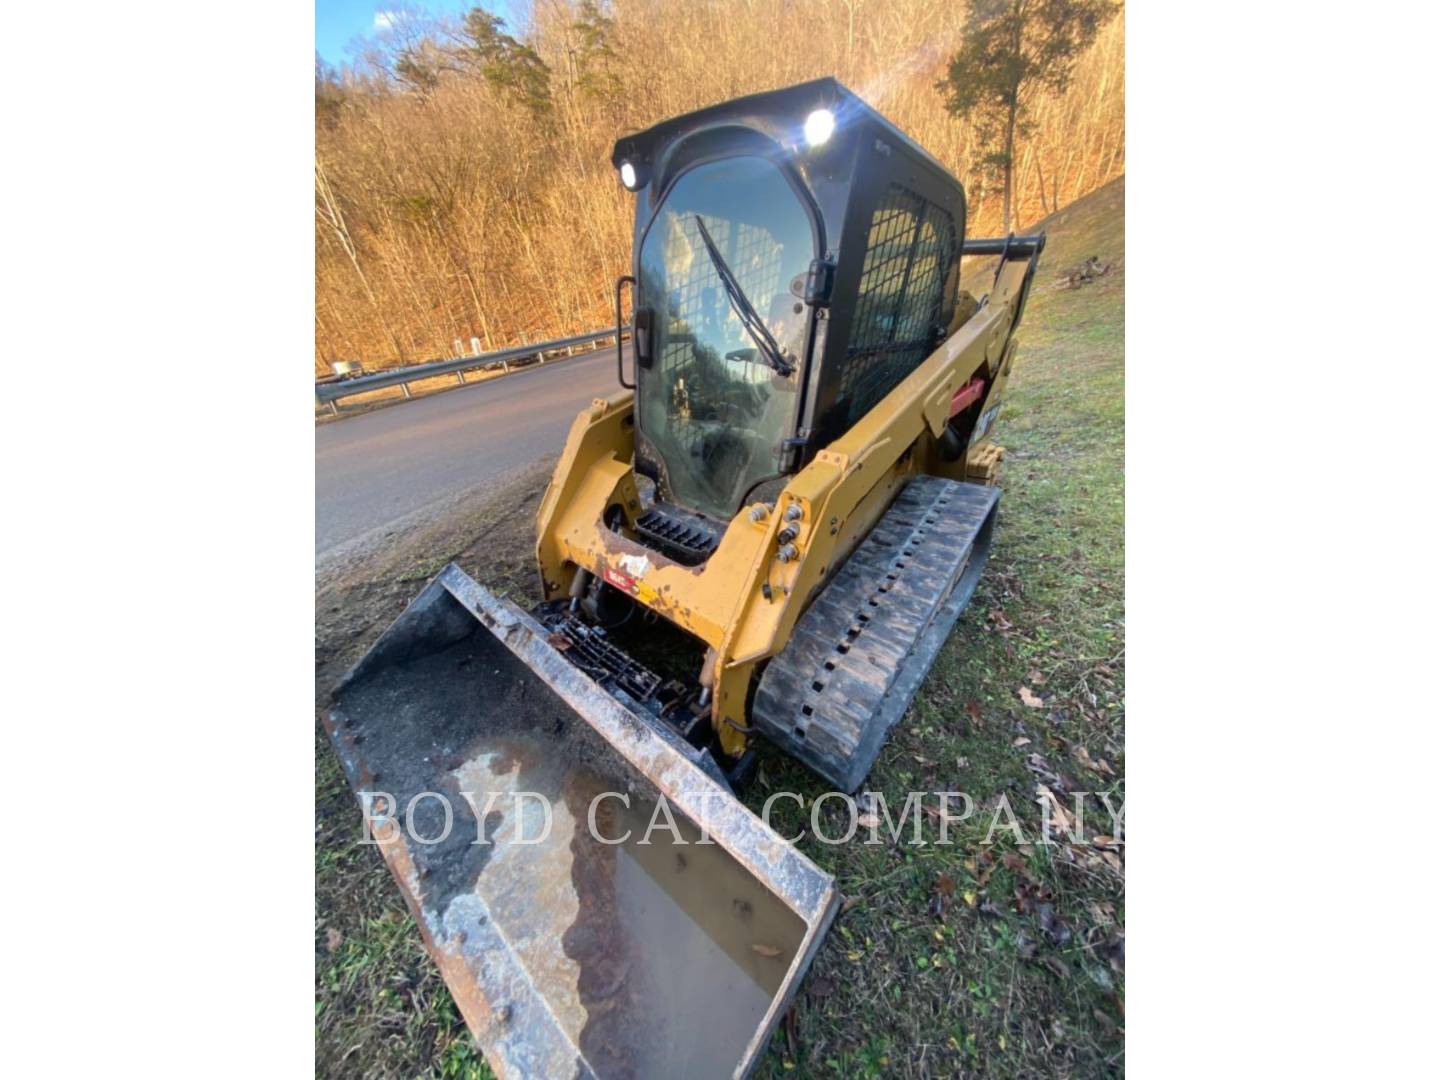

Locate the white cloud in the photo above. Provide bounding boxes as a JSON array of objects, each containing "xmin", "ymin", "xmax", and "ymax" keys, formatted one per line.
[{"xmin": 374, "ymin": 11, "xmax": 399, "ymax": 30}]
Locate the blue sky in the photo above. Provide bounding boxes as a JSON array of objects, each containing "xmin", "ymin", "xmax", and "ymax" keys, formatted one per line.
[{"xmin": 316, "ymin": 1, "xmax": 518, "ymax": 67}]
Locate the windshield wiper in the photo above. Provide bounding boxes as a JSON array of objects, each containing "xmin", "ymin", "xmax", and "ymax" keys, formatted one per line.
[{"xmin": 693, "ymin": 215, "xmax": 794, "ymax": 377}]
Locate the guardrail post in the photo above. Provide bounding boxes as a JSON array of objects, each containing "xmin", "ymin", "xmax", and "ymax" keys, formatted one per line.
[
  {"xmin": 401, "ymin": 383, "xmax": 412, "ymax": 400},
  {"xmin": 327, "ymin": 401, "xmax": 338, "ymax": 416},
  {"xmin": 456, "ymin": 371, "xmax": 466, "ymax": 385}
]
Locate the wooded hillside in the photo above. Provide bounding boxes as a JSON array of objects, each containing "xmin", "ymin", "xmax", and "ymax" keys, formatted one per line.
[{"xmin": 315, "ymin": 0, "xmax": 1124, "ymax": 372}]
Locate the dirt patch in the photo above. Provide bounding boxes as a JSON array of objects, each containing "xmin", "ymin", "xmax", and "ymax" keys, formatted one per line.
[{"xmin": 315, "ymin": 459, "xmax": 554, "ymax": 699}]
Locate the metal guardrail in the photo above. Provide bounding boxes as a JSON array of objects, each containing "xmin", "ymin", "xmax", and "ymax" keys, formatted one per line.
[{"xmin": 316, "ymin": 327, "xmax": 624, "ymax": 412}]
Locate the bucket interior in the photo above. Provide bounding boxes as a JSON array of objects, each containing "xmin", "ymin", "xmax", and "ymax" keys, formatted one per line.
[{"xmin": 327, "ymin": 583, "xmax": 816, "ymax": 1079}]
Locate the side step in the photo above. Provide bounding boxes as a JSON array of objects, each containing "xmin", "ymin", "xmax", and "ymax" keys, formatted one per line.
[{"xmin": 752, "ymin": 476, "xmax": 999, "ymax": 792}]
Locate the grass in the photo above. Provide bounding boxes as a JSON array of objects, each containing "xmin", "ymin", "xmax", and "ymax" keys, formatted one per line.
[{"xmin": 315, "ymin": 174, "xmax": 1125, "ymax": 1078}]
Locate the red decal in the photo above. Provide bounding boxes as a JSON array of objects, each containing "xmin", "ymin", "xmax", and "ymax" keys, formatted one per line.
[
  {"xmin": 950, "ymin": 378, "xmax": 986, "ymax": 417},
  {"xmin": 602, "ymin": 567, "xmax": 635, "ymax": 593}
]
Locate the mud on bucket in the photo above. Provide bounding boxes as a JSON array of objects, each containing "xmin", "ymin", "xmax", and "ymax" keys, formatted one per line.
[{"xmin": 323, "ymin": 563, "xmax": 840, "ymax": 1079}]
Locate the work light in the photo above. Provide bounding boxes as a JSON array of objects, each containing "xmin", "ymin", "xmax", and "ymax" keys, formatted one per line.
[{"xmin": 803, "ymin": 108, "xmax": 835, "ymax": 147}]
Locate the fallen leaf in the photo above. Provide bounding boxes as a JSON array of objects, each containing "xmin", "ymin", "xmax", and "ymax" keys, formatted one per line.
[
  {"xmin": 1036, "ymin": 785, "xmax": 1076, "ymax": 833},
  {"xmin": 1103, "ymin": 932, "xmax": 1126, "ymax": 973},
  {"xmin": 752, "ymin": 943, "xmax": 782, "ymax": 958},
  {"xmin": 856, "ymin": 812, "xmax": 880, "ymax": 830},
  {"xmin": 1072, "ymin": 744, "xmax": 1115, "ymax": 777},
  {"xmin": 1012, "ymin": 736, "xmax": 1032, "ymax": 747},
  {"xmin": 1035, "ymin": 903, "xmax": 1072, "ymax": 946},
  {"xmin": 1025, "ymin": 752, "xmax": 1065, "ymax": 788},
  {"xmin": 545, "ymin": 631, "xmax": 572, "ymax": 651},
  {"xmin": 935, "ymin": 872, "xmax": 956, "ymax": 896},
  {"xmin": 965, "ymin": 701, "xmax": 984, "ymax": 725},
  {"xmin": 841, "ymin": 896, "xmax": 862, "ymax": 914},
  {"xmin": 1019, "ymin": 686, "xmax": 1045, "ymax": 708},
  {"xmin": 325, "ymin": 928, "xmax": 343, "ymax": 953},
  {"xmin": 1001, "ymin": 851, "xmax": 1026, "ymax": 871},
  {"xmin": 962, "ymin": 890, "xmax": 978, "ymax": 908},
  {"xmin": 1026, "ymin": 668, "xmax": 1047, "ymax": 686}
]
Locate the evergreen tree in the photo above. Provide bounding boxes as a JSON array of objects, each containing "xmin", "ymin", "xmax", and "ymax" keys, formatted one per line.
[
  {"xmin": 460, "ymin": 8, "xmax": 553, "ymax": 115},
  {"xmin": 572, "ymin": 1, "xmax": 621, "ymax": 104},
  {"xmin": 938, "ymin": 0, "xmax": 1116, "ymax": 231}
]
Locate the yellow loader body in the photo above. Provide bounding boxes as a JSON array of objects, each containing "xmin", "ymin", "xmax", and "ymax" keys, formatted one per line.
[{"xmin": 536, "ymin": 249, "xmax": 1034, "ymax": 759}]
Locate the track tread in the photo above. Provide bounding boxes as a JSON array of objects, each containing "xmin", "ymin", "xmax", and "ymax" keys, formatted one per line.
[{"xmin": 752, "ymin": 476, "xmax": 999, "ymax": 790}]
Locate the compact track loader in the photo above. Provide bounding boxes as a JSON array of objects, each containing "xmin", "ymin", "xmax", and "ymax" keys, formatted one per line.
[{"xmin": 324, "ymin": 78, "xmax": 1044, "ymax": 1078}]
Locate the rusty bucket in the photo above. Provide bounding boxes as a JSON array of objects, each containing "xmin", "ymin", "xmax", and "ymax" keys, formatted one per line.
[{"xmin": 323, "ymin": 564, "xmax": 839, "ymax": 1078}]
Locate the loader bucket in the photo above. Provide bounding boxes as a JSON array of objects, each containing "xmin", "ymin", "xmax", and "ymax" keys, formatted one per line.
[{"xmin": 322, "ymin": 564, "xmax": 840, "ymax": 1079}]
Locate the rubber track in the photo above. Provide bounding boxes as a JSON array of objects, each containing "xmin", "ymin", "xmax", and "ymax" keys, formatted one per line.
[{"xmin": 752, "ymin": 475, "xmax": 999, "ymax": 791}]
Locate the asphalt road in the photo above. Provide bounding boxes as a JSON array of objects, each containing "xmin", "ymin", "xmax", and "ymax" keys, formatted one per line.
[{"xmin": 315, "ymin": 347, "xmax": 625, "ymax": 562}]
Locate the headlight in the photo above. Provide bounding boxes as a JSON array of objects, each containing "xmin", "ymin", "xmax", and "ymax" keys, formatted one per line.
[
  {"xmin": 803, "ymin": 108, "xmax": 835, "ymax": 147},
  {"xmin": 619, "ymin": 161, "xmax": 640, "ymax": 190}
]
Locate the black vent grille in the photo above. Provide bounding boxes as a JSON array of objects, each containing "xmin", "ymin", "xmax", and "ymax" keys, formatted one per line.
[{"xmin": 634, "ymin": 504, "xmax": 720, "ymax": 565}]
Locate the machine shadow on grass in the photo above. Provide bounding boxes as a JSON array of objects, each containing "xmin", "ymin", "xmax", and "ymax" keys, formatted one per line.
[{"xmin": 316, "ymin": 174, "xmax": 1125, "ymax": 1079}]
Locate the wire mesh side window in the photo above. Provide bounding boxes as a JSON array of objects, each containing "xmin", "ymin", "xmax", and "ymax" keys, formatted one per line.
[{"xmin": 836, "ymin": 185, "xmax": 958, "ymax": 430}]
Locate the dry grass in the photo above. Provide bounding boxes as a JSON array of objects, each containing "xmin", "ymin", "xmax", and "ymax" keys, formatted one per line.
[{"xmin": 316, "ymin": 0, "xmax": 1124, "ymax": 373}]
